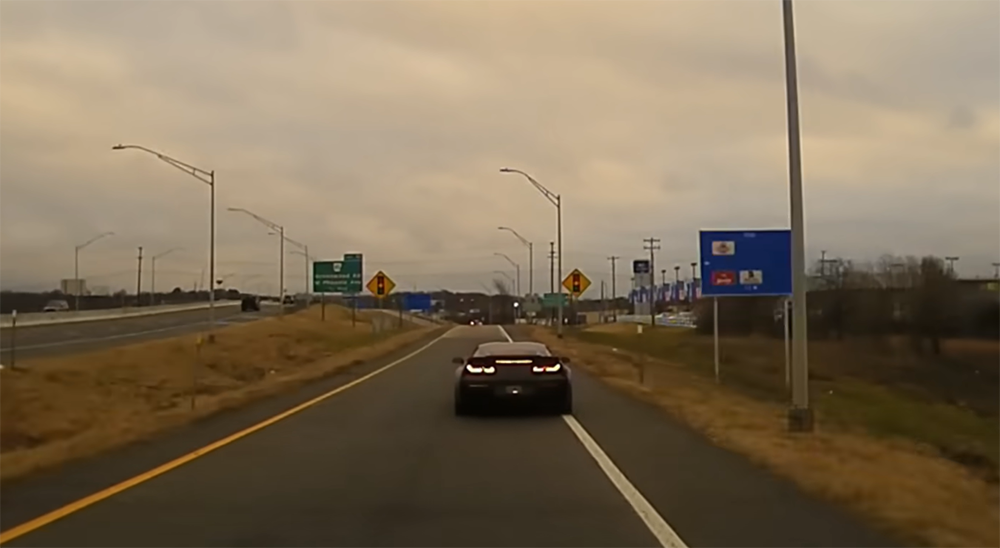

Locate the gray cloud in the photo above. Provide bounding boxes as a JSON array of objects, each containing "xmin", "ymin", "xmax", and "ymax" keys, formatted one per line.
[{"xmin": 1, "ymin": 0, "xmax": 997, "ymax": 295}]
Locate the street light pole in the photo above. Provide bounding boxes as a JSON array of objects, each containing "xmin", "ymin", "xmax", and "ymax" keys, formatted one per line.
[
  {"xmin": 781, "ymin": 0, "xmax": 813, "ymax": 432},
  {"xmin": 112, "ymin": 144, "xmax": 216, "ymax": 335},
  {"xmin": 278, "ymin": 235, "xmax": 310, "ymax": 296},
  {"xmin": 150, "ymin": 247, "xmax": 182, "ymax": 306},
  {"xmin": 500, "ymin": 168, "xmax": 564, "ymax": 336},
  {"xmin": 73, "ymin": 231, "xmax": 115, "ymax": 311},
  {"xmin": 227, "ymin": 207, "xmax": 286, "ymax": 318},
  {"xmin": 498, "ymin": 226, "xmax": 533, "ymax": 296}
]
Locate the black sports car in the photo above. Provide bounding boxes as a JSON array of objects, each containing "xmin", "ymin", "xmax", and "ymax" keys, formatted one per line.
[{"xmin": 453, "ymin": 341, "xmax": 572, "ymax": 415}]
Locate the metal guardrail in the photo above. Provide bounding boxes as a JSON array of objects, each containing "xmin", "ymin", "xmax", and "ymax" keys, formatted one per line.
[{"xmin": 0, "ymin": 300, "xmax": 242, "ymax": 329}]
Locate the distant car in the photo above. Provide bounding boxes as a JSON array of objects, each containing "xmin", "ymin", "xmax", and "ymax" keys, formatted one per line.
[
  {"xmin": 42, "ymin": 299, "xmax": 70, "ymax": 312},
  {"xmin": 469, "ymin": 319, "xmax": 483, "ymax": 326},
  {"xmin": 453, "ymin": 341, "xmax": 572, "ymax": 416},
  {"xmin": 282, "ymin": 295, "xmax": 295, "ymax": 305},
  {"xmin": 241, "ymin": 295, "xmax": 260, "ymax": 312}
]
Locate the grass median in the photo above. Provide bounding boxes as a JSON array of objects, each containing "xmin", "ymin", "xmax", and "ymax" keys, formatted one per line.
[
  {"xmin": 531, "ymin": 323, "xmax": 999, "ymax": 548},
  {"xmin": 0, "ymin": 305, "xmax": 443, "ymax": 482}
]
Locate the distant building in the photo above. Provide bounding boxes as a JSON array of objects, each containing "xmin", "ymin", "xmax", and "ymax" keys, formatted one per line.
[
  {"xmin": 60, "ymin": 278, "xmax": 88, "ymax": 296},
  {"xmin": 90, "ymin": 285, "xmax": 111, "ymax": 296}
]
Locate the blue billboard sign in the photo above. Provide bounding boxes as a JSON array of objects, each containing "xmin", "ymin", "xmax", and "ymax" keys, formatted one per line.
[
  {"xmin": 403, "ymin": 293, "xmax": 433, "ymax": 311},
  {"xmin": 699, "ymin": 229, "xmax": 792, "ymax": 297},
  {"xmin": 633, "ymin": 259, "xmax": 651, "ymax": 274}
]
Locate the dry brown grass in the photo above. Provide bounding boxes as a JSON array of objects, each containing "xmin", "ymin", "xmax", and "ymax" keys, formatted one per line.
[
  {"xmin": 532, "ymin": 326, "xmax": 1000, "ymax": 548},
  {"xmin": 0, "ymin": 306, "xmax": 441, "ymax": 482}
]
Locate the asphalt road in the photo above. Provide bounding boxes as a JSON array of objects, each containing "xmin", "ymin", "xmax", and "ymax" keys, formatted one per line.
[
  {"xmin": 0, "ymin": 324, "xmax": 896, "ymax": 547},
  {"xmin": 0, "ymin": 306, "xmax": 281, "ymax": 361}
]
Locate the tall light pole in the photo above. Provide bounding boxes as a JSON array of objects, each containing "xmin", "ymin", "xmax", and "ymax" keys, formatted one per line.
[
  {"xmin": 228, "ymin": 207, "xmax": 285, "ymax": 317},
  {"xmin": 112, "ymin": 144, "xmax": 217, "ymax": 333},
  {"xmin": 150, "ymin": 247, "xmax": 182, "ymax": 306},
  {"xmin": 74, "ymin": 231, "xmax": 115, "ymax": 311},
  {"xmin": 289, "ymin": 249, "xmax": 312, "ymax": 295},
  {"xmin": 278, "ymin": 234, "xmax": 310, "ymax": 295},
  {"xmin": 608, "ymin": 256, "xmax": 620, "ymax": 321},
  {"xmin": 494, "ymin": 252, "xmax": 521, "ymax": 296},
  {"xmin": 500, "ymin": 167, "xmax": 564, "ymax": 335},
  {"xmin": 782, "ymin": 0, "xmax": 812, "ymax": 432},
  {"xmin": 498, "ymin": 226, "xmax": 533, "ymax": 296}
]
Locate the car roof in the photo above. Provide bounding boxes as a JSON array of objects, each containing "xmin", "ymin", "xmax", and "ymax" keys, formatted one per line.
[{"xmin": 473, "ymin": 341, "xmax": 551, "ymax": 357}]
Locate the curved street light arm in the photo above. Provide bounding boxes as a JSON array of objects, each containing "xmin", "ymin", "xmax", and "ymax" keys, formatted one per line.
[
  {"xmin": 499, "ymin": 168, "xmax": 559, "ymax": 207},
  {"xmin": 494, "ymin": 252, "xmax": 518, "ymax": 269},
  {"xmin": 112, "ymin": 144, "xmax": 214, "ymax": 186},
  {"xmin": 77, "ymin": 231, "xmax": 115, "ymax": 251},
  {"xmin": 498, "ymin": 226, "xmax": 531, "ymax": 248},
  {"xmin": 227, "ymin": 207, "xmax": 282, "ymax": 233}
]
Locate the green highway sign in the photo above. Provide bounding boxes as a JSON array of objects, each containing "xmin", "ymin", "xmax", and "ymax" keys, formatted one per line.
[
  {"xmin": 313, "ymin": 253, "xmax": 364, "ymax": 293},
  {"xmin": 542, "ymin": 292, "xmax": 569, "ymax": 308}
]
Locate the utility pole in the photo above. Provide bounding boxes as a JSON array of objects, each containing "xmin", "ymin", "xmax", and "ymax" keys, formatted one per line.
[
  {"xmin": 643, "ymin": 237, "xmax": 661, "ymax": 326},
  {"xmin": 674, "ymin": 265, "xmax": 681, "ymax": 305},
  {"xmin": 944, "ymin": 256, "xmax": 959, "ymax": 276},
  {"xmin": 136, "ymin": 246, "xmax": 143, "ymax": 307},
  {"xmin": 548, "ymin": 241, "xmax": 556, "ymax": 293},
  {"xmin": 608, "ymin": 255, "xmax": 620, "ymax": 321},
  {"xmin": 548, "ymin": 241, "xmax": 556, "ymax": 325},
  {"xmin": 600, "ymin": 279, "xmax": 606, "ymax": 322},
  {"xmin": 690, "ymin": 262, "xmax": 697, "ymax": 303}
]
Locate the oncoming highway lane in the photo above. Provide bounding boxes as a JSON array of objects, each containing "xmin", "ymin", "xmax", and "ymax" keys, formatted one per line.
[{"xmin": 1, "ymin": 324, "xmax": 892, "ymax": 548}]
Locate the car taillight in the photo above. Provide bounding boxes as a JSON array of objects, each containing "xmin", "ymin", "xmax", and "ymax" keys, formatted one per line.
[
  {"xmin": 532, "ymin": 363, "xmax": 562, "ymax": 373},
  {"xmin": 464, "ymin": 363, "xmax": 496, "ymax": 374}
]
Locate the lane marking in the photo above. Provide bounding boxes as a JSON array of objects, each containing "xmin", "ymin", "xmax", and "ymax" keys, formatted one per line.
[
  {"xmin": 562, "ymin": 415, "xmax": 688, "ymax": 548},
  {"xmin": 497, "ymin": 324, "xmax": 687, "ymax": 548},
  {"xmin": 0, "ymin": 327, "xmax": 456, "ymax": 544}
]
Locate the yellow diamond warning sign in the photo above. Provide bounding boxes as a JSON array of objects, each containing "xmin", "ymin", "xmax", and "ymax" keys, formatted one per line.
[
  {"xmin": 366, "ymin": 270, "xmax": 396, "ymax": 297},
  {"xmin": 561, "ymin": 268, "xmax": 591, "ymax": 297}
]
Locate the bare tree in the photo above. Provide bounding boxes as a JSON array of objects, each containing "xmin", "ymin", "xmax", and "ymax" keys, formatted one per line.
[{"xmin": 493, "ymin": 277, "xmax": 511, "ymax": 296}]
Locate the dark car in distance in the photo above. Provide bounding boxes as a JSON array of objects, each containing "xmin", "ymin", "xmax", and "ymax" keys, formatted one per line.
[
  {"xmin": 241, "ymin": 295, "xmax": 260, "ymax": 312},
  {"xmin": 453, "ymin": 341, "xmax": 572, "ymax": 416}
]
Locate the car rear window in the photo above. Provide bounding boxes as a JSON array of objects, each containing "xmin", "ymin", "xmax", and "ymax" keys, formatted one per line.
[{"xmin": 473, "ymin": 343, "xmax": 550, "ymax": 357}]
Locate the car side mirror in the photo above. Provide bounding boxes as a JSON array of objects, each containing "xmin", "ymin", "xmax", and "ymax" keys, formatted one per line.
[
  {"xmin": 560, "ymin": 357, "xmax": 572, "ymax": 363},
  {"xmin": 452, "ymin": 357, "xmax": 465, "ymax": 365}
]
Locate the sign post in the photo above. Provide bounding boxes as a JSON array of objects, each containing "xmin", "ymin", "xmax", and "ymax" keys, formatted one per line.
[{"xmin": 699, "ymin": 229, "xmax": 792, "ymax": 385}]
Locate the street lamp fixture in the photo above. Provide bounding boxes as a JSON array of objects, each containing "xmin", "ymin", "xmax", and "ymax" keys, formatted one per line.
[
  {"xmin": 112, "ymin": 143, "xmax": 217, "ymax": 334},
  {"xmin": 500, "ymin": 167, "xmax": 563, "ymax": 335}
]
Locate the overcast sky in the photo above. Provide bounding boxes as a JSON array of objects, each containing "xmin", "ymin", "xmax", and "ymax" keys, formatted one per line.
[{"xmin": 1, "ymin": 0, "xmax": 997, "ymax": 296}]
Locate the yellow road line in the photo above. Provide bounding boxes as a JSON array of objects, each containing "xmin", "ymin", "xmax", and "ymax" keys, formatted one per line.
[{"xmin": 0, "ymin": 328, "xmax": 453, "ymax": 545}]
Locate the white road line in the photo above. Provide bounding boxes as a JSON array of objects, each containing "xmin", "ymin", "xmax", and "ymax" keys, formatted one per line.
[
  {"xmin": 563, "ymin": 415, "xmax": 688, "ymax": 548},
  {"xmin": 497, "ymin": 324, "xmax": 687, "ymax": 548}
]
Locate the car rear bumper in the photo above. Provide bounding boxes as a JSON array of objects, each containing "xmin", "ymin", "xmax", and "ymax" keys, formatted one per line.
[{"xmin": 458, "ymin": 379, "xmax": 569, "ymax": 402}]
